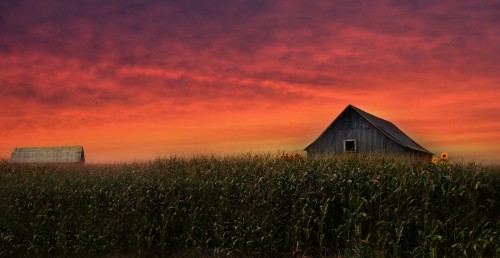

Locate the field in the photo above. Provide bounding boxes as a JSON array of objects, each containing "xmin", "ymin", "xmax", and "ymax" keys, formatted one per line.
[{"xmin": 0, "ymin": 154, "xmax": 498, "ymax": 257}]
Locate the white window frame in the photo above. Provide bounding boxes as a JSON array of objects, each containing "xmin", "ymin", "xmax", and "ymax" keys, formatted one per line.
[{"xmin": 343, "ymin": 139, "xmax": 357, "ymax": 152}]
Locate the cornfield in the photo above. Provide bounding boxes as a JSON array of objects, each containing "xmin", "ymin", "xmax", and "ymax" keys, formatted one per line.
[{"xmin": 0, "ymin": 154, "xmax": 498, "ymax": 257}]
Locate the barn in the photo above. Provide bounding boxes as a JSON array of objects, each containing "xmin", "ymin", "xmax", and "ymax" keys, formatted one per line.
[
  {"xmin": 10, "ymin": 145, "xmax": 85, "ymax": 164},
  {"xmin": 305, "ymin": 105, "xmax": 433, "ymax": 161}
]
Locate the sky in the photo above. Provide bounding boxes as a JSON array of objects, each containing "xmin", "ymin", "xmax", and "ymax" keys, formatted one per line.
[{"xmin": 1, "ymin": 0, "xmax": 499, "ymax": 163}]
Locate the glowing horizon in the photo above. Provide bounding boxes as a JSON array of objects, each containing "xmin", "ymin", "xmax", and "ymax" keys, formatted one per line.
[{"xmin": 1, "ymin": 1, "xmax": 499, "ymax": 163}]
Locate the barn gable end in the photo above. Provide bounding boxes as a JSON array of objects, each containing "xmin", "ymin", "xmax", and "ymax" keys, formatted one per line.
[
  {"xmin": 10, "ymin": 146, "xmax": 85, "ymax": 163},
  {"xmin": 305, "ymin": 105, "xmax": 433, "ymax": 160}
]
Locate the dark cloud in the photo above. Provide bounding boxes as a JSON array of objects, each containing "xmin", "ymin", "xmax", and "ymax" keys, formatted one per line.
[
  {"xmin": 1, "ymin": 1, "xmax": 498, "ymax": 84},
  {"xmin": 1, "ymin": 0, "xmax": 499, "ymax": 161}
]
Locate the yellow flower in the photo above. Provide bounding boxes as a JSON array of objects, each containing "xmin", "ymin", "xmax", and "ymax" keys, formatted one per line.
[
  {"xmin": 432, "ymin": 157, "xmax": 440, "ymax": 164},
  {"xmin": 440, "ymin": 152, "xmax": 449, "ymax": 159}
]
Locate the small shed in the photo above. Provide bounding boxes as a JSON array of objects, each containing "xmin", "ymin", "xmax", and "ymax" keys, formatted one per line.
[
  {"xmin": 10, "ymin": 145, "xmax": 85, "ymax": 164},
  {"xmin": 305, "ymin": 105, "xmax": 433, "ymax": 161}
]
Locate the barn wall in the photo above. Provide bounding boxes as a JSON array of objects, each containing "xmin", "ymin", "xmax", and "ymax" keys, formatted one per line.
[
  {"xmin": 307, "ymin": 108, "xmax": 407, "ymax": 155},
  {"xmin": 404, "ymin": 148, "xmax": 432, "ymax": 162}
]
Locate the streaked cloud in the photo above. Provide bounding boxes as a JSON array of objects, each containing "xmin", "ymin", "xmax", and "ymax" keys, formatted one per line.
[{"xmin": 1, "ymin": 0, "xmax": 499, "ymax": 162}]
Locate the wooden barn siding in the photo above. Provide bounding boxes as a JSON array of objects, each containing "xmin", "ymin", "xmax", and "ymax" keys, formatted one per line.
[{"xmin": 308, "ymin": 109, "xmax": 406, "ymax": 154}]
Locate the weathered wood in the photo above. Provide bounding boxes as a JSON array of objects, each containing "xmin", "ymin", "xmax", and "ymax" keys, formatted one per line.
[
  {"xmin": 10, "ymin": 146, "xmax": 85, "ymax": 163},
  {"xmin": 305, "ymin": 105, "xmax": 433, "ymax": 161}
]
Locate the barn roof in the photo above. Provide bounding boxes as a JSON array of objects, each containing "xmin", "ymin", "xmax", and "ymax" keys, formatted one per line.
[
  {"xmin": 10, "ymin": 145, "xmax": 85, "ymax": 163},
  {"xmin": 306, "ymin": 105, "xmax": 433, "ymax": 154},
  {"xmin": 348, "ymin": 105, "xmax": 433, "ymax": 154}
]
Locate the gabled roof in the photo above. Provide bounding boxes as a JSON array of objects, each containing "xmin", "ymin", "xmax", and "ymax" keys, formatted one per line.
[
  {"xmin": 306, "ymin": 105, "xmax": 433, "ymax": 154},
  {"xmin": 349, "ymin": 105, "xmax": 433, "ymax": 154},
  {"xmin": 10, "ymin": 145, "xmax": 85, "ymax": 163}
]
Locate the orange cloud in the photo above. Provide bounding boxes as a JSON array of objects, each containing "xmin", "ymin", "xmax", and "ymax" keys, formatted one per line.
[{"xmin": 1, "ymin": 1, "xmax": 499, "ymax": 163}]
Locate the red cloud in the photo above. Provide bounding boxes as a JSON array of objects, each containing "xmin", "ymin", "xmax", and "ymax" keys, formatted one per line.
[{"xmin": 1, "ymin": 1, "xmax": 499, "ymax": 162}]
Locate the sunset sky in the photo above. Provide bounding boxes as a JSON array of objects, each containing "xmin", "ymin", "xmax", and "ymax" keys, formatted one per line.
[{"xmin": 1, "ymin": 1, "xmax": 499, "ymax": 163}]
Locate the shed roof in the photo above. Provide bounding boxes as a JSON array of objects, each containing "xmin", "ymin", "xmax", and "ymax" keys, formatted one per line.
[{"xmin": 10, "ymin": 145, "xmax": 85, "ymax": 163}]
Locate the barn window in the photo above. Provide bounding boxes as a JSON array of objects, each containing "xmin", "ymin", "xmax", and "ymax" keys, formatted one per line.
[{"xmin": 343, "ymin": 140, "xmax": 357, "ymax": 152}]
